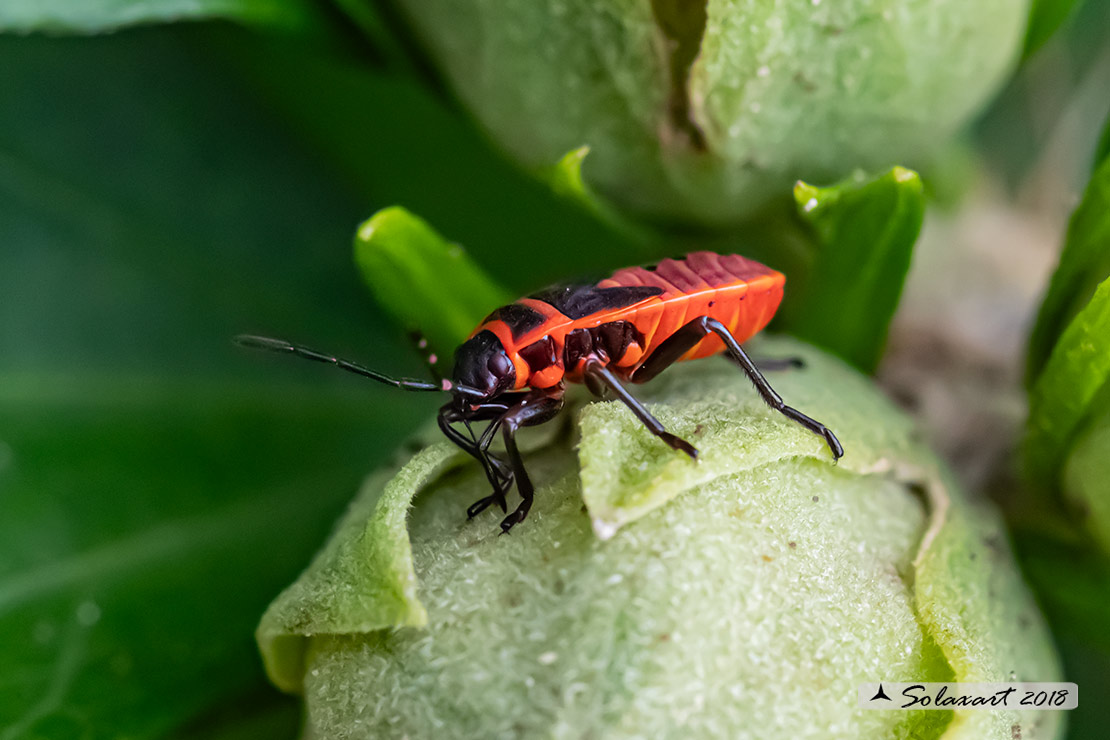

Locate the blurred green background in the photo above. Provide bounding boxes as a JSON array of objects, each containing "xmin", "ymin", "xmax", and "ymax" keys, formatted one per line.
[{"xmin": 0, "ymin": 1, "xmax": 1108, "ymax": 737}]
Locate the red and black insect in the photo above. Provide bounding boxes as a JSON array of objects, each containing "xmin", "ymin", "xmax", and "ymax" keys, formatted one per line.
[{"xmin": 238, "ymin": 251, "xmax": 843, "ymax": 532}]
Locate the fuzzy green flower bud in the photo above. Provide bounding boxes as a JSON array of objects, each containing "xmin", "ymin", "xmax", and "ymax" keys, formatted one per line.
[
  {"xmin": 257, "ymin": 336, "xmax": 1061, "ymax": 738},
  {"xmin": 384, "ymin": 0, "xmax": 1027, "ymax": 226}
]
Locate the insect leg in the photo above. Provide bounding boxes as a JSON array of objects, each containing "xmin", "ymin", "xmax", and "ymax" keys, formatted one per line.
[
  {"xmin": 439, "ymin": 401, "xmax": 518, "ymax": 513},
  {"xmin": 743, "ymin": 356, "xmax": 805, "ymax": 372},
  {"xmin": 439, "ymin": 417, "xmax": 509, "ymax": 512},
  {"xmin": 703, "ymin": 319, "xmax": 842, "ymax": 460},
  {"xmin": 631, "ymin": 320, "xmax": 801, "ymax": 376},
  {"xmin": 584, "ymin": 359, "xmax": 698, "ymax": 459},
  {"xmin": 469, "ymin": 392, "xmax": 536, "ymax": 504},
  {"xmin": 635, "ymin": 317, "xmax": 843, "ymax": 460},
  {"xmin": 465, "ymin": 458, "xmax": 514, "ymax": 518},
  {"xmin": 629, "ymin": 321, "xmax": 710, "ymax": 384},
  {"xmin": 495, "ymin": 391, "xmax": 566, "ymax": 533},
  {"xmin": 465, "ymin": 439, "xmax": 514, "ymax": 519}
]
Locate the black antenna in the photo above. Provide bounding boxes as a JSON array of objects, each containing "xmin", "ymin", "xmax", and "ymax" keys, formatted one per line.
[{"xmin": 234, "ymin": 335, "xmax": 443, "ymax": 392}]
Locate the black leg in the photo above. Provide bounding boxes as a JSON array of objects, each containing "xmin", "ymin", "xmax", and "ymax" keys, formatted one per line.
[
  {"xmin": 583, "ymin": 370, "xmax": 609, "ymax": 399},
  {"xmin": 466, "ymin": 399, "xmax": 534, "ymax": 517},
  {"xmin": 633, "ymin": 317, "xmax": 842, "ymax": 460},
  {"xmin": 631, "ymin": 325, "xmax": 804, "ymax": 380},
  {"xmin": 438, "ymin": 412, "xmax": 510, "ymax": 514},
  {"xmin": 463, "ymin": 453, "xmax": 516, "ymax": 518},
  {"xmin": 494, "ymin": 392, "xmax": 565, "ymax": 533},
  {"xmin": 702, "ymin": 319, "xmax": 843, "ymax": 460},
  {"xmin": 439, "ymin": 397, "xmax": 529, "ymax": 513},
  {"xmin": 746, "ymin": 356, "xmax": 805, "ymax": 372},
  {"xmin": 466, "ymin": 485, "xmax": 509, "ymax": 518},
  {"xmin": 584, "ymin": 359, "xmax": 698, "ymax": 459},
  {"xmin": 630, "ymin": 321, "xmax": 708, "ymax": 384}
]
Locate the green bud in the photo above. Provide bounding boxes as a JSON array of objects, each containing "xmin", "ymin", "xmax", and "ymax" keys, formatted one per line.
[
  {"xmin": 385, "ymin": 0, "xmax": 1027, "ymax": 226},
  {"xmin": 258, "ymin": 337, "xmax": 1061, "ymax": 739}
]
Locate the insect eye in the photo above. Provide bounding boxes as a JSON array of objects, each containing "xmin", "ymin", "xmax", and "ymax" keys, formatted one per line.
[{"xmin": 488, "ymin": 353, "xmax": 512, "ymax": 377}]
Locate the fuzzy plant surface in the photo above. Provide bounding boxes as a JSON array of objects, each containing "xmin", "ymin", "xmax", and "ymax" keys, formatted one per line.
[
  {"xmin": 383, "ymin": 0, "xmax": 1028, "ymax": 226},
  {"xmin": 258, "ymin": 337, "xmax": 1062, "ymax": 740}
]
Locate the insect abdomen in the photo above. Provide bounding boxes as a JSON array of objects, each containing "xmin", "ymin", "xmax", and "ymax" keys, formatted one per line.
[{"xmin": 599, "ymin": 251, "xmax": 784, "ymax": 366}]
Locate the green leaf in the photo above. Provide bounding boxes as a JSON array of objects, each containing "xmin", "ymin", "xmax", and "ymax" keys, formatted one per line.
[
  {"xmin": 167, "ymin": 688, "xmax": 301, "ymax": 740},
  {"xmin": 0, "ymin": 26, "xmax": 442, "ymax": 737},
  {"xmin": 1017, "ymin": 533, "xmax": 1110, "ymax": 653},
  {"xmin": 0, "ymin": 0, "xmax": 324, "ymax": 34},
  {"xmin": 258, "ymin": 337, "xmax": 1062, "ymax": 739},
  {"xmin": 354, "ymin": 207, "xmax": 514, "ymax": 357},
  {"xmin": 545, "ymin": 146, "xmax": 655, "ymax": 245},
  {"xmin": 547, "ymin": 146, "xmax": 594, "ymax": 204},
  {"xmin": 1025, "ymin": 276, "xmax": 1110, "ymax": 488},
  {"xmin": 1027, "ymin": 156, "xmax": 1110, "ymax": 381},
  {"xmin": 1023, "ymin": 0, "xmax": 1087, "ymax": 58},
  {"xmin": 0, "ymin": 379, "xmax": 426, "ymax": 738},
  {"xmin": 780, "ymin": 167, "xmax": 925, "ymax": 373},
  {"xmin": 1096, "ymin": 112, "xmax": 1110, "ymax": 173},
  {"xmin": 257, "ymin": 443, "xmax": 460, "ymax": 692},
  {"xmin": 1062, "ymin": 399, "xmax": 1110, "ymax": 551}
]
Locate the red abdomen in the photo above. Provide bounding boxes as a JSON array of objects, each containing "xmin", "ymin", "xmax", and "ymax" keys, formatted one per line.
[
  {"xmin": 473, "ymin": 251, "xmax": 785, "ymax": 389},
  {"xmin": 599, "ymin": 252, "xmax": 784, "ymax": 368}
]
